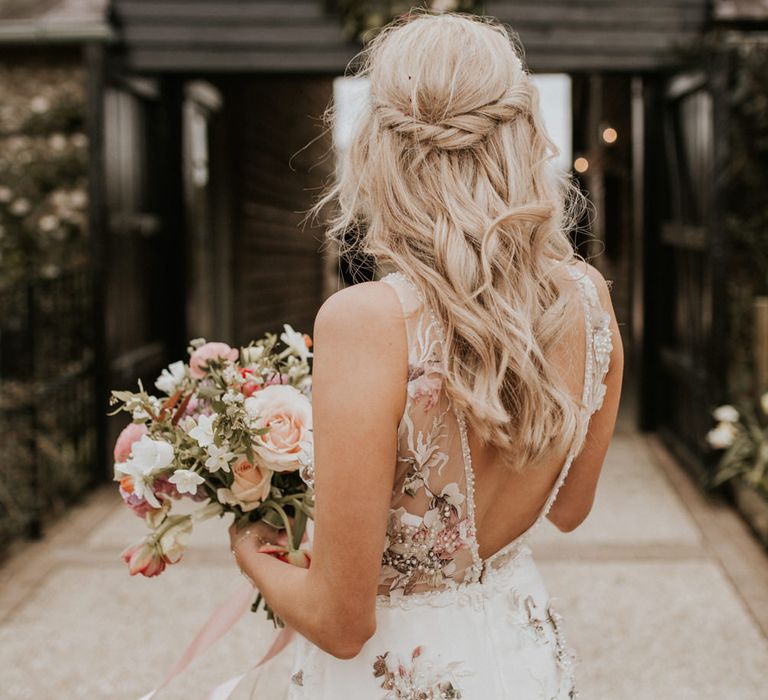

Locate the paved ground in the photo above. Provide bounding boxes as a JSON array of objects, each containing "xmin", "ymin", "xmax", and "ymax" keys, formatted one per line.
[{"xmin": 1, "ymin": 413, "xmax": 767, "ymax": 700}]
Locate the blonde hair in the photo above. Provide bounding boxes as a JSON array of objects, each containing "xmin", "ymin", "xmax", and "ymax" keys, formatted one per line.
[{"xmin": 312, "ymin": 11, "xmax": 591, "ymax": 471}]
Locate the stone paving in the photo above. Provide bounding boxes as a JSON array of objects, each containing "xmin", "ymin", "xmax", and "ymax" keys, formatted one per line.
[{"xmin": 1, "ymin": 414, "xmax": 767, "ymax": 700}]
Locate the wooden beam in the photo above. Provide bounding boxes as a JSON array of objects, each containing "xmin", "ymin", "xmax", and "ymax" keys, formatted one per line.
[{"xmin": 115, "ymin": 2, "xmax": 326, "ymax": 21}]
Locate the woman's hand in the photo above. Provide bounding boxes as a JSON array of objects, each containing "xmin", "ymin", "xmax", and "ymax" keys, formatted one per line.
[{"xmin": 228, "ymin": 518, "xmax": 283, "ymax": 567}]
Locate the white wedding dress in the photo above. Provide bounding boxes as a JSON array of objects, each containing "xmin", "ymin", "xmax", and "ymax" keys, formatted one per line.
[{"xmin": 287, "ymin": 265, "xmax": 613, "ymax": 699}]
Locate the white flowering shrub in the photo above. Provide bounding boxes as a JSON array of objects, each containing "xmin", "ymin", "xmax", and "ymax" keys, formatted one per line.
[
  {"xmin": 707, "ymin": 393, "xmax": 768, "ymax": 499},
  {"xmin": 0, "ymin": 60, "xmax": 88, "ymax": 287}
]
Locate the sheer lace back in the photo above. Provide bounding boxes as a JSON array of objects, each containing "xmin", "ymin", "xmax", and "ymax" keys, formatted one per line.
[{"xmin": 378, "ymin": 265, "xmax": 613, "ymax": 599}]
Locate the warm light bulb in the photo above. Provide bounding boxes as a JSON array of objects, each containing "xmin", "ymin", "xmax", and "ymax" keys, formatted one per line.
[
  {"xmin": 602, "ymin": 127, "xmax": 618, "ymax": 144},
  {"xmin": 573, "ymin": 157, "xmax": 589, "ymax": 173}
]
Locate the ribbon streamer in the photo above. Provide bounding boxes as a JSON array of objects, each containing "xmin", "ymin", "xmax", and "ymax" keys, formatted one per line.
[{"xmin": 137, "ymin": 582, "xmax": 295, "ymax": 700}]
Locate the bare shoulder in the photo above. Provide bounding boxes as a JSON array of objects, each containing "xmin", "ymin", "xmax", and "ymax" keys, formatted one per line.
[
  {"xmin": 313, "ymin": 281, "xmax": 405, "ymax": 353},
  {"xmin": 312, "ymin": 281, "xmax": 408, "ymax": 420},
  {"xmin": 580, "ymin": 261, "xmax": 614, "ymax": 307}
]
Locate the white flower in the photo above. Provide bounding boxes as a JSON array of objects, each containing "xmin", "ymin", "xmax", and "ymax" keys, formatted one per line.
[
  {"xmin": 222, "ymin": 389, "xmax": 244, "ymax": 405},
  {"xmin": 297, "ymin": 375, "xmax": 312, "ymax": 397},
  {"xmin": 169, "ymin": 468, "xmax": 205, "ymax": 495},
  {"xmin": 241, "ymin": 345, "xmax": 265, "ymax": 365},
  {"xmin": 706, "ymin": 422, "xmax": 738, "ymax": 450},
  {"xmin": 49, "ymin": 133, "xmax": 67, "ymax": 151},
  {"xmin": 159, "ymin": 516, "xmax": 193, "ymax": 563},
  {"xmin": 155, "ymin": 360, "xmax": 186, "ymax": 395},
  {"xmin": 30, "ymin": 95, "xmax": 50, "ymax": 114},
  {"xmin": 70, "ymin": 135, "xmax": 88, "ymax": 151},
  {"xmin": 39, "ymin": 215, "xmax": 58, "ymax": 232},
  {"xmin": 189, "ymin": 413, "xmax": 216, "ymax": 447},
  {"xmin": 114, "ymin": 436, "xmax": 175, "ymax": 507},
  {"xmin": 205, "ymin": 442, "xmax": 235, "ymax": 473},
  {"xmin": 280, "ymin": 324, "xmax": 312, "ymax": 362},
  {"xmin": 10, "ymin": 198, "xmax": 30, "ymax": 216},
  {"xmin": 221, "ymin": 365, "xmax": 240, "ymax": 385},
  {"xmin": 179, "ymin": 415, "xmax": 197, "ymax": 432},
  {"xmin": 132, "ymin": 395, "xmax": 161, "ymax": 421},
  {"xmin": 761, "ymin": 392, "xmax": 768, "ymax": 416},
  {"xmin": 712, "ymin": 405, "xmax": 739, "ymax": 423}
]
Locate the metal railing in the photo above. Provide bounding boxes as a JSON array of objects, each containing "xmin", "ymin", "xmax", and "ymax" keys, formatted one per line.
[{"xmin": 0, "ymin": 266, "xmax": 98, "ymax": 544}]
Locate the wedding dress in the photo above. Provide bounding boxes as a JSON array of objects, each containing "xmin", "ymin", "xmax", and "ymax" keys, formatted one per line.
[{"xmin": 287, "ymin": 264, "xmax": 613, "ymax": 699}]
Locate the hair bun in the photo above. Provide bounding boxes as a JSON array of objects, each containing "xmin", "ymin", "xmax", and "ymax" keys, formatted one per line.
[{"xmin": 373, "ymin": 84, "xmax": 530, "ymax": 151}]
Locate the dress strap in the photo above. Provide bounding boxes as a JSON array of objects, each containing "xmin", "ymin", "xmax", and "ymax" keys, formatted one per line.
[{"xmin": 482, "ymin": 263, "xmax": 608, "ymax": 573}]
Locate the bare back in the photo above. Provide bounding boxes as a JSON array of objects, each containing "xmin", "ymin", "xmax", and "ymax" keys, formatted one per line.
[{"xmin": 377, "ymin": 263, "xmax": 617, "ymax": 599}]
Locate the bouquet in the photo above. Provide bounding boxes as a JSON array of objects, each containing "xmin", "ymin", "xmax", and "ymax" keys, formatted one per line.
[
  {"xmin": 109, "ymin": 326, "xmax": 315, "ymax": 621},
  {"xmin": 706, "ymin": 392, "xmax": 768, "ymax": 498}
]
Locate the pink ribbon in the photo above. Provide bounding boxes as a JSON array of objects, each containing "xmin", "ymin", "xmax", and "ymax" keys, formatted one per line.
[{"xmin": 138, "ymin": 581, "xmax": 295, "ymax": 700}]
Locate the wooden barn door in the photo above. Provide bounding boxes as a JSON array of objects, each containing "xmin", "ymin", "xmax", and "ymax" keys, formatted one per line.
[
  {"xmin": 102, "ymin": 76, "xmax": 187, "ymax": 465},
  {"xmin": 223, "ymin": 75, "xmax": 334, "ymax": 344},
  {"xmin": 644, "ymin": 67, "xmax": 728, "ymax": 472}
]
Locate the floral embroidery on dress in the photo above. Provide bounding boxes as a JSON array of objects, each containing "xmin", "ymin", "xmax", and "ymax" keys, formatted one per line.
[
  {"xmin": 380, "ymin": 481, "xmax": 473, "ymax": 593},
  {"xmin": 407, "ymin": 364, "xmax": 443, "ymax": 412},
  {"xmin": 376, "ymin": 274, "xmax": 480, "ymax": 595},
  {"xmin": 504, "ymin": 590, "xmax": 578, "ymax": 698},
  {"xmin": 290, "ymin": 670, "xmax": 304, "ymax": 687},
  {"xmin": 398, "ymin": 407, "xmax": 450, "ymax": 497},
  {"xmin": 372, "ymin": 646, "xmax": 469, "ymax": 699}
]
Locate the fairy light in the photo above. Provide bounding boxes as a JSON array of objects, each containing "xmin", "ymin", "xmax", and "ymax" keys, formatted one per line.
[
  {"xmin": 601, "ymin": 127, "xmax": 618, "ymax": 144},
  {"xmin": 573, "ymin": 157, "xmax": 589, "ymax": 173}
]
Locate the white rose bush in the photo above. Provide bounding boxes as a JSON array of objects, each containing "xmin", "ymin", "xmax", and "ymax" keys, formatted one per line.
[
  {"xmin": 706, "ymin": 392, "xmax": 768, "ymax": 498},
  {"xmin": 109, "ymin": 326, "xmax": 315, "ymax": 620}
]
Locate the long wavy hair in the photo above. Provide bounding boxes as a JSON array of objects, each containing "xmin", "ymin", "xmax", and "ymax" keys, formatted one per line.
[{"xmin": 311, "ymin": 10, "xmax": 592, "ymax": 471}]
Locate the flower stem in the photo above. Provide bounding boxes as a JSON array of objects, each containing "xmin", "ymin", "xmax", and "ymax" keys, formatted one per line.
[{"xmin": 262, "ymin": 501, "xmax": 293, "ymax": 548}]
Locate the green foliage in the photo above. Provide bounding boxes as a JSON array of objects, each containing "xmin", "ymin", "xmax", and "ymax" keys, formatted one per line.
[
  {"xmin": 325, "ymin": 0, "xmax": 482, "ymax": 42},
  {"xmin": 0, "ymin": 61, "xmax": 88, "ymax": 289},
  {"xmin": 723, "ymin": 42, "xmax": 768, "ymax": 395},
  {"xmin": 708, "ymin": 399, "xmax": 768, "ymax": 500}
]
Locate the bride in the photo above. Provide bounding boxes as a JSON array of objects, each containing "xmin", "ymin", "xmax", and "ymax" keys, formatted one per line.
[{"xmin": 230, "ymin": 10, "xmax": 622, "ymax": 699}]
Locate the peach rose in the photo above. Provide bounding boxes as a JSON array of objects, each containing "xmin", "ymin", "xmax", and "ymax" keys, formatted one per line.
[
  {"xmin": 243, "ymin": 384, "xmax": 312, "ymax": 472},
  {"xmin": 189, "ymin": 342, "xmax": 239, "ymax": 378},
  {"xmin": 216, "ymin": 456, "xmax": 273, "ymax": 512},
  {"xmin": 113, "ymin": 422, "xmax": 148, "ymax": 463}
]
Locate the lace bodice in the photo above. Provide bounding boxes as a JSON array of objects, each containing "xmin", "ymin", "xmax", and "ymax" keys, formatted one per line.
[{"xmin": 377, "ymin": 264, "xmax": 613, "ymax": 602}]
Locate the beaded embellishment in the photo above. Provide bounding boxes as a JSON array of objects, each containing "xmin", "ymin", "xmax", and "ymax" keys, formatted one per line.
[{"xmin": 378, "ymin": 266, "xmax": 613, "ymax": 601}]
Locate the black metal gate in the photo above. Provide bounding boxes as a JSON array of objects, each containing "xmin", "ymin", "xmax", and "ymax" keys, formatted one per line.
[
  {"xmin": 643, "ymin": 61, "xmax": 729, "ymax": 473},
  {"xmin": 0, "ymin": 267, "xmax": 97, "ymax": 540}
]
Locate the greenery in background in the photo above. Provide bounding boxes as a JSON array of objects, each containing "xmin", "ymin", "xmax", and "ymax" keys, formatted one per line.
[
  {"xmin": 0, "ymin": 60, "xmax": 92, "ymax": 550},
  {"xmin": 707, "ymin": 400, "xmax": 768, "ymax": 501},
  {"xmin": 326, "ymin": 0, "xmax": 481, "ymax": 42},
  {"xmin": 722, "ymin": 41, "xmax": 768, "ymax": 396},
  {"xmin": 0, "ymin": 60, "xmax": 89, "ymax": 290}
]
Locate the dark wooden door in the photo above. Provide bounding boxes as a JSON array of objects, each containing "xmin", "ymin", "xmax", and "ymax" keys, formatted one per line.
[
  {"xmin": 644, "ymin": 66, "xmax": 728, "ymax": 472},
  {"xmin": 102, "ymin": 76, "xmax": 187, "ymax": 464}
]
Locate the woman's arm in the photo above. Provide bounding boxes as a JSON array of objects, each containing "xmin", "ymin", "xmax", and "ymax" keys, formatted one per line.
[
  {"xmin": 547, "ymin": 264, "xmax": 624, "ymax": 532},
  {"xmin": 230, "ymin": 280, "xmax": 407, "ymax": 659}
]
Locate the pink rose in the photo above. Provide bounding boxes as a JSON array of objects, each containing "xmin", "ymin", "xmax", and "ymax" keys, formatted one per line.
[
  {"xmin": 113, "ymin": 422, "xmax": 148, "ymax": 463},
  {"xmin": 189, "ymin": 342, "xmax": 239, "ymax": 378},
  {"xmin": 216, "ymin": 456, "xmax": 273, "ymax": 512},
  {"xmin": 243, "ymin": 385, "xmax": 312, "ymax": 472}
]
